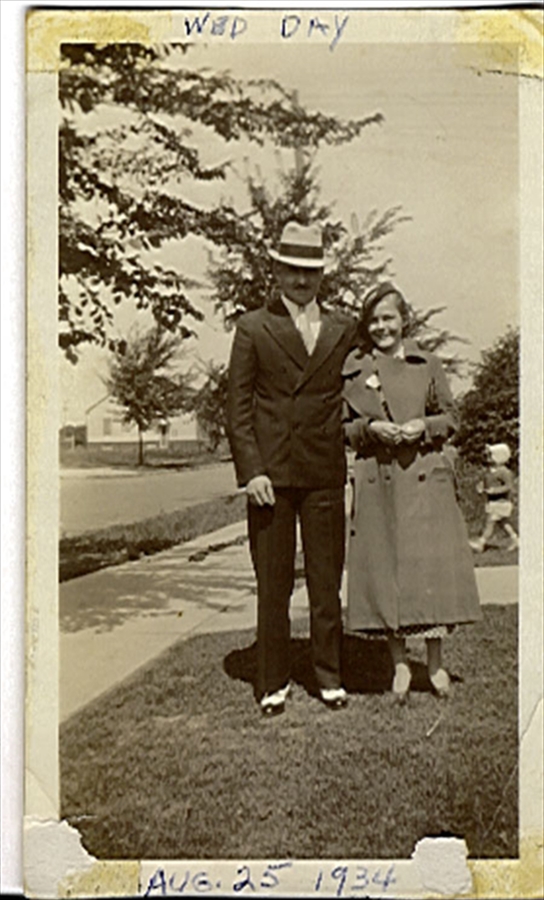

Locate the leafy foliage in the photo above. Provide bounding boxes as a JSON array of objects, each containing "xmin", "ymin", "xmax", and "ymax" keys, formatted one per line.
[
  {"xmin": 106, "ymin": 327, "xmax": 191, "ymax": 465},
  {"xmin": 207, "ymin": 161, "xmax": 467, "ymax": 375},
  {"xmin": 188, "ymin": 361, "xmax": 229, "ymax": 453},
  {"xmin": 59, "ymin": 43, "xmax": 382, "ymax": 360},
  {"xmin": 206, "ymin": 161, "xmax": 406, "ymax": 323},
  {"xmin": 408, "ymin": 306, "xmax": 469, "ymax": 377},
  {"xmin": 191, "ymin": 163, "xmax": 467, "ymax": 449},
  {"xmin": 455, "ymin": 328, "xmax": 519, "ymax": 469}
]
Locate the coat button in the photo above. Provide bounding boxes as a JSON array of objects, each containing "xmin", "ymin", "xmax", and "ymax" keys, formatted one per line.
[{"xmin": 419, "ymin": 472, "xmax": 426, "ymax": 481}]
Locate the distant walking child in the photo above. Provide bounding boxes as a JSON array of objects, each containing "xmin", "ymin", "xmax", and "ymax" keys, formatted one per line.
[{"xmin": 470, "ymin": 443, "xmax": 519, "ymax": 553}]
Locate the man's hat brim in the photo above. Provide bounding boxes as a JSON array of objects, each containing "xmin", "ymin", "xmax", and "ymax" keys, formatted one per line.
[{"xmin": 269, "ymin": 248, "xmax": 325, "ymax": 269}]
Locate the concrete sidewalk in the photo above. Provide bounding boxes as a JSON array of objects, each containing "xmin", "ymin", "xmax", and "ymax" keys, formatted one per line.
[{"xmin": 60, "ymin": 522, "xmax": 518, "ymax": 722}]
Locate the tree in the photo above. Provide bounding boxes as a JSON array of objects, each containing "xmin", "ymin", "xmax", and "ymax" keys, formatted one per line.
[
  {"xmin": 207, "ymin": 160, "xmax": 468, "ymax": 375},
  {"xmin": 207, "ymin": 160, "xmax": 403, "ymax": 320},
  {"xmin": 408, "ymin": 306, "xmax": 469, "ymax": 377},
  {"xmin": 106, "ymin": 327, "xmax": 191, "ymax": 466},
  {"xmin": 189, "ymin": 361, "xmax": 229, "ymax": 453},
  {"xmin": 190, "ymin": 164, "xmax": 468, "ymax": 456},
  {"xmin": 59, "ymin": 43, "xmax": 383, "ymax": 361},
  {"xmin": 454, "ymin": 327, "xmax": 519, "ymax": 469}
]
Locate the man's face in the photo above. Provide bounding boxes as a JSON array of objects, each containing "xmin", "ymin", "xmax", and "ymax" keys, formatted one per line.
[{"xmin": 274, "ymin": 261, "xmax": 323, "ymax": 307}]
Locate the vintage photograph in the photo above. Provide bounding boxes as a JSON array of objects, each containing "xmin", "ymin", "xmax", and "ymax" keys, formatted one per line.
[{"xmin": 25, "ymin": 7, "xmax": 543, "ymax": 898}]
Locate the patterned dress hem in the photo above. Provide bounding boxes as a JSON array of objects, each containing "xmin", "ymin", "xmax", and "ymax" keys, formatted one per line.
[{"xmin": 346, "ymin": 624, "xmax": 456, "ymax": 640}]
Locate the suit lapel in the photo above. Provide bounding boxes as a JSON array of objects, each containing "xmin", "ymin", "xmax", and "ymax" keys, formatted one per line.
[
  {"xmin": 263, "ymin": 300, "xmax": 308, "ymax": 370},
  {"xmin": 296, "ymin": 311, "xmax": 347, "ymax": 390}
]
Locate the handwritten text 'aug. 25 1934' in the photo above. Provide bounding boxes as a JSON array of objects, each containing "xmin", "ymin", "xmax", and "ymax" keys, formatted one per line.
[{"xmin": 144, "ymin": 862, "xmax": 397, "ymax": 897}]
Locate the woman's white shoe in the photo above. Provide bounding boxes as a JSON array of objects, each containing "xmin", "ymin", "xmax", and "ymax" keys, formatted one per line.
[
  {"xmin": 392, "ymin": 663, "xmax": 412, "ymax": 705},
  {"xmin": 430, "ymin": 668, "xmax": 451, "ymax": 699}
]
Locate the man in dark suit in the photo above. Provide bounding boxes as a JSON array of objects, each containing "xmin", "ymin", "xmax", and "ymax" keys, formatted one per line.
[{"xmin": 226, "ymin": 222, "xmax": 356, "ymax": 716}]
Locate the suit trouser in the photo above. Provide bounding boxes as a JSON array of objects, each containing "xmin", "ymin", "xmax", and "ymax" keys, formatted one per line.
[{"xmin": 247, "ymin": 486, "xmax": 345, "ymax": 697}]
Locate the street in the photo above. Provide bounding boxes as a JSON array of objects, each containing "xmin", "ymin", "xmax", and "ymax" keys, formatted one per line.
[{"xmin": 60, "ymin": 463, "xmax": 240, "ymax": 535}]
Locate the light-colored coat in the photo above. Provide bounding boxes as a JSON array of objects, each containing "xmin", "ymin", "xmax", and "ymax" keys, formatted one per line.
[{"xmin": 342, "ymin": 341, "xmax": 481, "ymax": 632}]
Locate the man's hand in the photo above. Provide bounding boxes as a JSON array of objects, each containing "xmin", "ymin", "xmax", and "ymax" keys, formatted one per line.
[
  {"xmin": 369, "ymin": 420, "xmax": 403, "ymax": 445},
  {"xmin": 400, "ymin": 418, "xmax": 425, "ymax": 443},
  {"xmin": 246, "ymin": 475, "xmax": 275, "ymax": 506}
]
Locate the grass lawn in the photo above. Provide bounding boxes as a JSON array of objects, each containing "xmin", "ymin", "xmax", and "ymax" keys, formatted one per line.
[
  {"xmin": 60, "ymin": 444, "xmax": 230, "ymax": 470},
  {"xmin": 60, "ymin": 605, "xmax": 517, "ymax": 862}
]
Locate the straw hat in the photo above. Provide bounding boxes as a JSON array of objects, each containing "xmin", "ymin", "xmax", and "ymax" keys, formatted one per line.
[{"xmin": 269, "ymin": 221, "xmax": 325, "ymax": 269}]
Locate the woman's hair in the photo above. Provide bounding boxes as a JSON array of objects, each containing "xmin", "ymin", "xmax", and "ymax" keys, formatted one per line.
[{"xmin": 356, "ymin": 282, "xmax": 413, "ymax": 350}]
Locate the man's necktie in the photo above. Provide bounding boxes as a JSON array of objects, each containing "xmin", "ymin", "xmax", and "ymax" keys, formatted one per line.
[{"xmin": 297, "ymin": 309, "xmax": 317, "ymax": 355}]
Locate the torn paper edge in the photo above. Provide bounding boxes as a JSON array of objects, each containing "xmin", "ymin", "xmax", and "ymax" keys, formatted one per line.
[{"xmin": 24, "ymin": 7, "xmax": 543, "ymax": 899}]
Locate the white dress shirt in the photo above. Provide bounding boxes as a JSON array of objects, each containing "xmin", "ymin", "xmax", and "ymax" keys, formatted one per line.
[{"xmin": 282, "ymin": 296, "xmax": 321, "ymax": 355}]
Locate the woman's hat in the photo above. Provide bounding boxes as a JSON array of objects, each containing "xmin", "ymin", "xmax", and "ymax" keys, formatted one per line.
[
  {"xmin": 357, "ymin": 281, "xmax": 412, "ymax": 342},
  {"xmin": 269, "ymin": 221, "xmax": 325, "ymax": 268},
  {"xmin": 362, "ymin": 282, "xmax": 402, "ymax": 311}
]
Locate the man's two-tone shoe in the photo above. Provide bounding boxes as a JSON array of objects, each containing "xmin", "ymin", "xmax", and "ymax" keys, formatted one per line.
[
  {"xmin": 320, "ymin": 686, "xmax": 348, "ymax": 710},
  {"xmin": 260, "ymin": 684, "xmax": 291, "ymax": 717}
]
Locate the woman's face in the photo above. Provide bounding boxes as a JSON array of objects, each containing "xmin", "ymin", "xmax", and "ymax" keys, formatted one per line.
[{"xmin": 367, "ymin": 294, "xmax": 404, "ymax": 355}]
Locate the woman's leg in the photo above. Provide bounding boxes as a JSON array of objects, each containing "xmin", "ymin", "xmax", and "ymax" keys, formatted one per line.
[{"xmin": 387, "ymin": 634, "xmax": 411, "ymax": 699}]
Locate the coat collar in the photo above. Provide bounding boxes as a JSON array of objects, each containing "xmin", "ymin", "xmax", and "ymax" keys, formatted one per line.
[
  {"xmin": 399, "ymin": 339, "xmax": 428, "ymax": 362},
  {"xmin": 343, "ymin": 339, "xmax": 431, "ymax": 420},
  {"xmin": 342, "ymin": 339, "xmax": 428, "ymax": 378}
]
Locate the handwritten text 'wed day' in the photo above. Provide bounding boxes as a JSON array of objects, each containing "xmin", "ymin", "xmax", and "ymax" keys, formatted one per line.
[{"xmin": 183, "ymin": 12, "xmax": 350, "ymax": 51}]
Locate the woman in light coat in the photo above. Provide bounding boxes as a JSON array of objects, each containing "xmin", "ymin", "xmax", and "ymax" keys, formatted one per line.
[{"xmin": 342, "ymin": 283, "xmax": 481, "ymax": 702}]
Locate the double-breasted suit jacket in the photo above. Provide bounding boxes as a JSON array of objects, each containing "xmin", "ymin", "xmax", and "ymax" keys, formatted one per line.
[{"xmin": 226, "ymin": 297, "xmax": 356, "ymax": 489}]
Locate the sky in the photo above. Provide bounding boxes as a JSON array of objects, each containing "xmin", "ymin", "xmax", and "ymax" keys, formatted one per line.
[{"xmin": 60, "ymin": 39, "xmax": 519, "ymax": 423}]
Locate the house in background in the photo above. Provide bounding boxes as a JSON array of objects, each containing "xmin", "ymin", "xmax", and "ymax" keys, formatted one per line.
[
  {"xmin": 59, "ymin": 424, "xmax": 87, "ymax": 450},
  {"xmin": 85, "ymin": 395, "xmax": 202, "ymax": 454}
]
